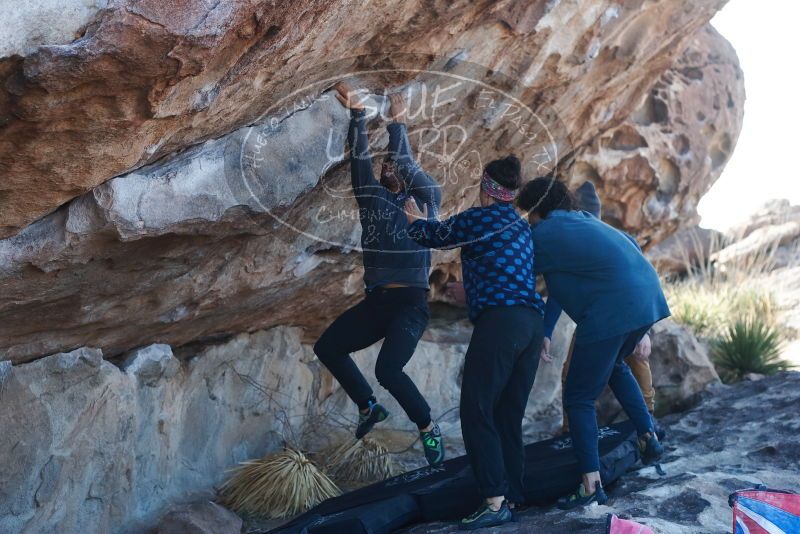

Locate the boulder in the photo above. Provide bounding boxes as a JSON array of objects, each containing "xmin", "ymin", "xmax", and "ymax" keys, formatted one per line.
[
  {"xmin": 712, "ymin": 200, "xmax": 800, "ymax": 270},
  {"xmin": 0, "ymin": 315, "xmax": 632, "ymax": 532},
  {"xmin": 714, "ymin": 221, "xmax": 800, "ymax": 268},
  {"xmin": 649, "ymin": 319, "xmax": 720, "ymax": 415},
  {"xmin": 0, "ymin": 0, "xmax": 749, "ymax": 531},
  {"xmin": 647, "ymin": 225, "xmax": 725, "ymax": 276},
  {"xmin": 0, "ymin": 0, "xmax": 731, "ymax": 239},
  {"xmin": 0, "ymin": 329, "xmax": 317, "ymax": 534},
  {"xmin": 566, "ymin": 24, "xmax": 744, "ymax": 248},
  {"xmin": 0, "ymin": 2, "xmax": 743, "ymax": 364},
  {"xmin": 727, "ymin": 199, "xmax": 800, "ymax": 239}
]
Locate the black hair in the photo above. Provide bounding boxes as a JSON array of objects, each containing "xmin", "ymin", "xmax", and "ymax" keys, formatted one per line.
[
  {"xmin": 517, "ymin": 175, "xmax": 576, "ymax": 218},
  {"xmin": 484, "ymin": 155, "xmax": 522, "ymax": 191}
]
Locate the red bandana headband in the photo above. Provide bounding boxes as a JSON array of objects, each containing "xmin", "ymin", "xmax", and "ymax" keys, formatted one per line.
[{"xmin": 481, "ymin": 171, "xmax": 517, "ymax": 202}]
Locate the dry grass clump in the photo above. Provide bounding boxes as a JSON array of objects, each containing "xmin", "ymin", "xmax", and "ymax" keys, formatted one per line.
[
  {"xmin": 665, "ymin": 230, "xmax": 780, "ymax": 339},
  {"xmin": 667, "ymin": 282, "xmax": 777, "ymax": 339},
  {"xmin": 218, "ymin": 448, "xmax": 340, "ymax": 519},
  {"xmin": 323, "ymin": 437, "xmax": 396, "ymax": 484}
]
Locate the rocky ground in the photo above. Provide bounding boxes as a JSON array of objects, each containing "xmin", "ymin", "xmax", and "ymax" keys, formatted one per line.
[
  {"xmin": 159, "ymin": 371, "xmax": 800, "ymax": 533},
  {"xmin": 400, "ymin": 372, "xmax": 800, "ymax": 534}
]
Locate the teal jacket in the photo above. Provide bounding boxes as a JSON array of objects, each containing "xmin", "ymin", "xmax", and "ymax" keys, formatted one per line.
[{"xmin": 533, "ymin": 210, "xmax": 670, "ymax": 343}]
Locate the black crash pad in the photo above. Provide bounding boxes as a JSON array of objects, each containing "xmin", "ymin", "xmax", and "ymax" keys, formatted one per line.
[{"xmin": 268, "ymin": 421, "xmax": 641, "ymax": 534}]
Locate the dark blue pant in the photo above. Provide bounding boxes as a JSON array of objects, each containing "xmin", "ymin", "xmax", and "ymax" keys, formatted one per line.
[
  {"xmin": 313, "ymin": 287, "xmax": 432, "ymax": 428},
  {"xmin": 460, "ymin": 306, "xmax": 544, "ymax": 500},
  {"xmin": 563, "ymin": 325, "xmax": 655, "ymax": 474}
]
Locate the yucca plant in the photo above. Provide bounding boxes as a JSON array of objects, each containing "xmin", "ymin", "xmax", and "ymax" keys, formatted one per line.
[
  {"xmin": 218, "ymin": 448, "xmax": 340, "ymax": 519},
  {"xmin": 323, "ymin": 437, "xmax": 396, "ymax": 484},
  {"xmin": 712, "ymin": 317, "xmax": 792, "ymax": 382}
]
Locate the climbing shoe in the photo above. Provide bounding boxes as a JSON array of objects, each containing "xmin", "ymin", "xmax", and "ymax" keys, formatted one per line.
[
  {"xmin": 557, "ymin": 481, "xmax": 608, "ymax": 510},
  {"xmin": 459, "ymin": 500, "xmax": 513, "ymax": 530},
  {"xmin": 355, "ymin": 402, "xmax": 389, "ymax": 439},
  {"xmin": 420, "ymin": 423, "xmax": 445, "ymax": 466},
  {"xmin": 639, "ymin": 433, "xmax": 664, "ymax": 465}
]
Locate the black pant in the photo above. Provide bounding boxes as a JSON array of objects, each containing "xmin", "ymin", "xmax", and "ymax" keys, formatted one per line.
[
  {"xmin": 313, "ymin": 287, "xmax": 432, "ymax": 428},
  {"xmin": 460, "ymin": 306, "xmax": 544, "ymax": 500}
]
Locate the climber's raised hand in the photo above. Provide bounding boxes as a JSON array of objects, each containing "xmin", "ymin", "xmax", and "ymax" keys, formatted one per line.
[
  {"xmin": 334, "ymin": 81, "xmax": 367, "ymax": 111},
  {"xmin": 404, "ymin": 198, "xmax": 427, "ymax": 224},
  {"xmin": 387, "ymin": 92, "xmax": 407, "ymax": 123}
]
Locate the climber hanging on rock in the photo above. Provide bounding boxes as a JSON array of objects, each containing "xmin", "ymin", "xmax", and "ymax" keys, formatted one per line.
[{"xmin": 313, "ymin": 81, "xmax": 445, "ymax": 466}]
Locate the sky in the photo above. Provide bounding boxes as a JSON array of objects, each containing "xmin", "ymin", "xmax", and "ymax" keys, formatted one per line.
[{"xmin": 697, "ymin": 0, "xmax": 800, "ymax": 231}]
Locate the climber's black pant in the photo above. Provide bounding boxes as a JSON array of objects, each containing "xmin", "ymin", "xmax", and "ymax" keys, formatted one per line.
[
  {"xmin": 314, "ymin": 286, "xmax": 432, "ymax": 429},
  {"xmin": 460, "ymin": 306, "xmax": 544, "ymax": 501}
]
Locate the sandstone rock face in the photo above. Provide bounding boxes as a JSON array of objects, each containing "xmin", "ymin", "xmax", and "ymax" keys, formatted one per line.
[
  {"xmin": 566, "ymin": 24, "xmax": 744, "ymax": 247},
  {"xmin": 405, "ymin": 372, "xmax": 800, "ymax": 534},
  {"xmin": 0, "ymin": 4, "xmax": 743, "ymax": 364},
  {"xmin": 0, "ymin": 319, "xmax": 470, "ymax": 532},
  {"xmin": 0, "ymin": 315, "xmax": 614, "ymax": 533},
  {"xmin": 0, "ymin": 0, "xmax": 108, "ymax": 57},
  {"xmin": 0, "ymin": 0, "xmax": 731, "ymax": 239},
  {"xmin": 0, "ymin": 330, "xmax": 317, "ymax": 533}
]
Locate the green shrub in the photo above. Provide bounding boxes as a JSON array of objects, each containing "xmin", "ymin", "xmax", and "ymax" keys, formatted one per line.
[{"xmin": 712, "ymin": 317, "xmax": 793, "ymax": 382}]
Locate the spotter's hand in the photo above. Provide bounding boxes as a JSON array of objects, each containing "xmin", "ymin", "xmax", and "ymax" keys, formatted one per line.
[{"xmin": 404, "ymin": 198, "xmax": 428, "ymax": 225}]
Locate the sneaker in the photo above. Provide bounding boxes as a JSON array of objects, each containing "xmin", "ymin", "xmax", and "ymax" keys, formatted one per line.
[
  {"xmin": 355, "ymin": 402, "xmax": 389, "ymax": 439},
  {"xmin": 420, "ymin": 423, "xmax": 445, "ymax": 466},
  {"xmin": 459, "ymin": 500, "xmax": 513, "ymax": 530},
  {"xmin": 639, "ymin": 433, "xmax": 664, "ymax": 465},
  {"xmin": 557, "ymin": 481, "xmax": 608, "ymax": 510}
]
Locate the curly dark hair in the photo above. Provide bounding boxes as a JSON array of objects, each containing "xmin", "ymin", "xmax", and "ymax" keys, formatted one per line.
[
  {"xmin": 516, "ymin": 175, "xmax": 576, "ymax": 218},
  {"xmin": 485, "ymin": 155, "xmax": 522, "ymax": 191}
]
